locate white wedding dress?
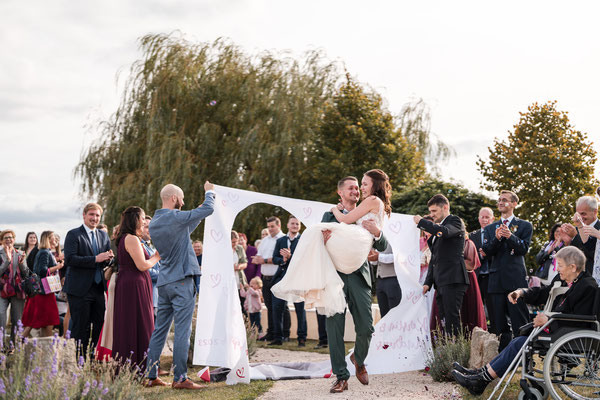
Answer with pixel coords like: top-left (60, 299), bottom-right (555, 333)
top-left (271, 200), bottom-right (385, 317)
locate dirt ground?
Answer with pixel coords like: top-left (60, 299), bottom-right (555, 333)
top-left (252, 348), bottom-right (462, 400)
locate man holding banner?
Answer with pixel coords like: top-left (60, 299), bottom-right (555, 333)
top-left (145, 182), bottom-right (215, 390)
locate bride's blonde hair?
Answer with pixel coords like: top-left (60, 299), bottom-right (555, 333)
top-left (364, 169), bottom-right (392, 216)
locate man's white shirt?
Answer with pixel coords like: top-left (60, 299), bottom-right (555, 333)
top-left (257, 231), bottom-right (285, 276)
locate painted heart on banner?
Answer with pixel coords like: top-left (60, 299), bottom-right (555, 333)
top-left (228, 193), bottom-right (239, 203)
top-left (210, 273), bottom-right (221, 288)
top-left (236, 367), bottom-right (245, 378)
top-left (407, 253), bottom-right (418, 267)
top-left (389, 221), bottom-right (402, 234)
top-left (303, 207), bottom-right (312, 219)
top-left (210, 229), bottom-right (223, 242)
top-left (221, 199), bottom-right (227, 207)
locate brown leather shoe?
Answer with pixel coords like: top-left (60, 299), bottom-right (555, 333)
top-left (157, 368), bottom-right (169, 376)
top-left (330, 379), bottom-right (348, 393)
top-left (172, 378), bottom-right (207, 390)
top-left (144, 377), bottom-right (169, 387)
top-left (350, 353), bottom-right (369, 385)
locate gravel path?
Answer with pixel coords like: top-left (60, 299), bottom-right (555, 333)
top-left (252, 348), bottom-right (462, 400)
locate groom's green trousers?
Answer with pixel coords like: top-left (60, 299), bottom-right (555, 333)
top-left (321, 211), bottom-right (388, 381)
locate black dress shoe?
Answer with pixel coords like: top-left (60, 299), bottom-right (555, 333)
top-left (451, 370), bottom-right (490, 396)
top-left (258, 335), bottom-right (273, 342)
top-left (452, 362), bottom-right (482, 376)
top-left (268, 340), bottom-right (283, 346)
top-left (298, 339), bottom-right (306, 347)
top-left (314, 343), bottom-right (328, 349)
top-left (282, 337), bottom-right (290, 342)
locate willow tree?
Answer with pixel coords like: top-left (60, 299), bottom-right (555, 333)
top-left (310, 75), bottom-right (426, 202)
top-left (76, 34), bottom-right (340, 234)
top-left (477, 101), bottom-right (598, 252)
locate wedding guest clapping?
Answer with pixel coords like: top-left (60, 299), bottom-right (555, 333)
top-left (0, 230), bottom-right (30, 343)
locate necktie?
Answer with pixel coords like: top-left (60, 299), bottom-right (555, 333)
top-left (91, 231), bottom-right (99, 255)
top-left (91, 231), bottom-right (102, 284)
top-left (503, 219), bottom-right (509, 226)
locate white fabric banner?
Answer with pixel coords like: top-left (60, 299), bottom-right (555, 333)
top-left (193, 185), bottom-right (431, 383)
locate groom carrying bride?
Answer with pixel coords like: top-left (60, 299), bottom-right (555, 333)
top-left (271, 170), bottom-right (392, 394)
top-left (321, 173), bottom-right (389, 393)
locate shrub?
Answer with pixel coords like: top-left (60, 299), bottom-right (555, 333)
top-left (0, 323), bottom-right (144, 399)
top-left (424, 328), bottom-right (471, 382)
top-left (245, 315), bottom-right (258, 358)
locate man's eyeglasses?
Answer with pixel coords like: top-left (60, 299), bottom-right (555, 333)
top-left (2, 237), bottom-right (14, 240)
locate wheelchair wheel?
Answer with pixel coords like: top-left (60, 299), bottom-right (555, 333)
top-left (542, 330), bottom-right (600, 400)
top-left (518, 387), bottom-right (545, 400)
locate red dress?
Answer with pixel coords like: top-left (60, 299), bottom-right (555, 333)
top-left (21, 249), bottom-right (60, 328)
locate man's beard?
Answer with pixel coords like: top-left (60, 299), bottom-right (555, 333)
top-left (175, 199), bottom-right (183, 209)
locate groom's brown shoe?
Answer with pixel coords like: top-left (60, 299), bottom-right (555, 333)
top-left (144, 377), bottom-right (168, 387)
top-left (350, 353), bottom-right (369, 385)
top-left (330, 379), bottom-right (348, 393)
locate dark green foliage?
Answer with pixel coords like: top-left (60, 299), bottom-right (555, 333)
top-left (392, 179), bottom-right (495, 232)
top-left (310, 75), bottom-right (426, 203)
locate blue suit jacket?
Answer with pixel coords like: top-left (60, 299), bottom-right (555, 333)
top-left (271, 235), bottom-right (301, 285)
top-left (483, 217), bottom-right (532, 293)
top-left (63, 225), bottom-right (111, 297)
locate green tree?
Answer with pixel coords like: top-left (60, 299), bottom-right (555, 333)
top-left (392, 179), bottom-right (495, 232)
top-left (477, 101), bottom-right (598, 251)
top-left (76, 34), bottom-right (340, 236)
top-left (310, 75), bottom-right (426, 202)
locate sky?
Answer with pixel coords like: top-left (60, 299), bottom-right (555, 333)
top-left (2, 0), bottom-right (600, 243)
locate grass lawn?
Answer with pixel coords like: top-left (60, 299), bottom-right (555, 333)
top-left (140, 355), bottom-right (274, 400)
top-left (255, 338), bottom-right (354, 355)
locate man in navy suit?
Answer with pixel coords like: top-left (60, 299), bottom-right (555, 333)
top-left (270, 216), bottom-right (307, 346)
top-left (64, 203), bottom-right (113, 357)
top-left (483, 190), bottom-right (532, 351)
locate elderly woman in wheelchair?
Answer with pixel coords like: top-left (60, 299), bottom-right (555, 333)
top-left (452, 246), bottom-right (599, 398)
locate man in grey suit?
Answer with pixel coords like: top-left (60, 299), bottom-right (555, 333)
top-left (145, 182), bottom-right (215, 390)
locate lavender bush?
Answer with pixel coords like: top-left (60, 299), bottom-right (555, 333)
top-left (0, 323), bottom-right (144, 400)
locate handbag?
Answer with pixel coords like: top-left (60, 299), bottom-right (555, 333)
top-left (0, 271), bottom-right (16, 298)
top-left (41, 274), bottom-right (62, 294)
top-left (22, 272), bottom-right (43, 297)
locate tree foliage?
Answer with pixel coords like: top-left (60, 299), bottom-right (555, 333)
top-left (477, 101), bottom-right (598, 250)
top-left (76, 34), bottom-right (340, 235)
top-left (392, 179), bottom-right (495, 232)
top-left (76, 34), bottom-right (438, 238)
top-left (310, 75), bottom-right (426, 203)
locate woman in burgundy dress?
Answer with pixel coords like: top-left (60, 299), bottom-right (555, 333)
top-left (112, 206), bottom-right (160, 371)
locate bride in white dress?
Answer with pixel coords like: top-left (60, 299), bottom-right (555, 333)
top-left (271, 170), bottom-right (391, 317)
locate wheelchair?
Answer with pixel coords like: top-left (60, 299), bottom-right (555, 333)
top-left (488, 284), bottom-right (600, 400)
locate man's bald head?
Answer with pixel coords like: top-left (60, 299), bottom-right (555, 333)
top-left (160, 184), bottom-right (183, 200)
top-left (160, 184), bottom-right (185, 209)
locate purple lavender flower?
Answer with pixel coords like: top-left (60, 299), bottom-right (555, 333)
top-left (32, 338), bottom-right (37, 346)
top-left (78, 356), bottom-right (85, 367)
top-left (92, 380), bottom-right (97, 388)
top-left (24, 375), bottom-right (31, 391)
top-left (0, 378), bottom-right (5, 394)
top-left (81, 381), bottom-right (90, 396)
top-left (65, 330), bottom-right (71, 339)
top-left (97, 382), bottom-right (103, 390)
top-left (102, 388), bottom-right (109, 395)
